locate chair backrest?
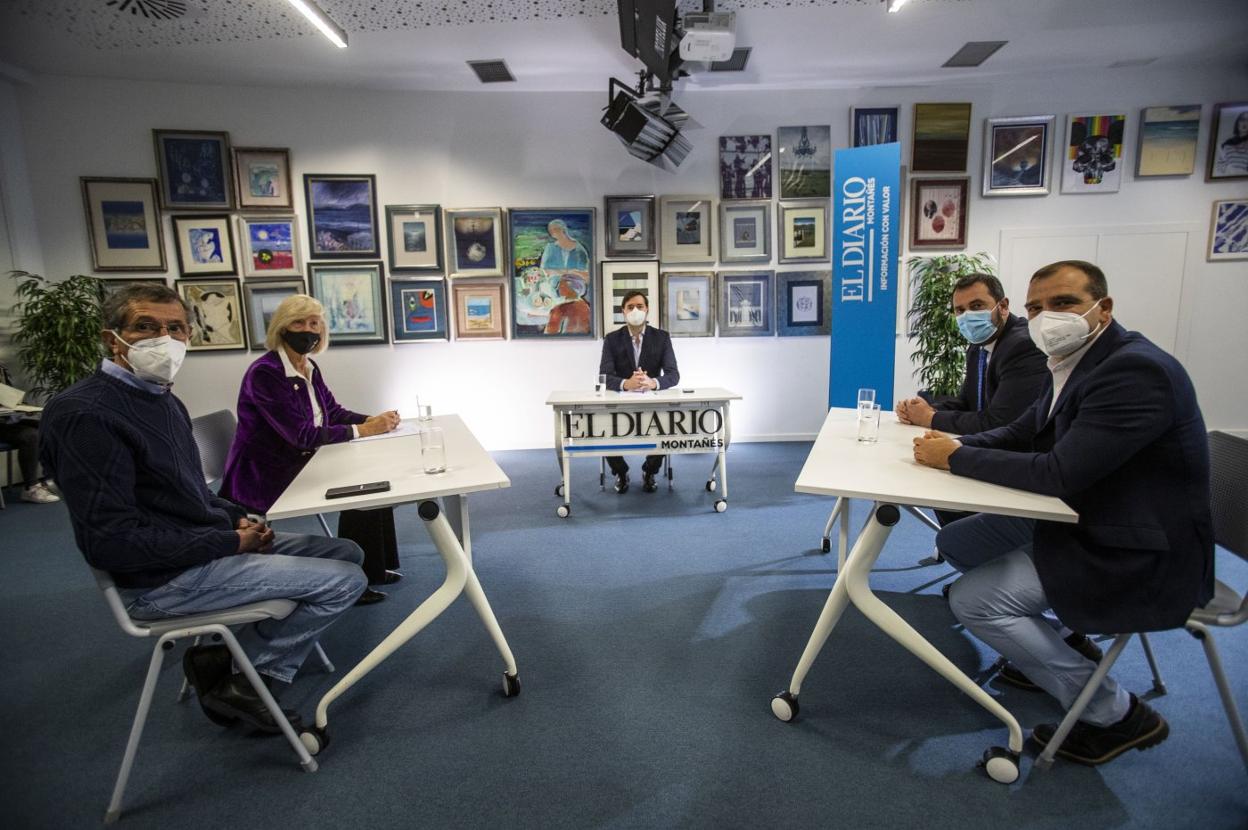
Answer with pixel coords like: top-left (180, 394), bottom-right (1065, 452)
top-left (191, 409), bottom-right (237, 488)
top-left (1209, 431), bottom-right (1248, 562)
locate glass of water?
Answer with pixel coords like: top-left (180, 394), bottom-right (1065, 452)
top-left (417, 404), bottom-right (433, 422)
top-left (420, 426), bottom-right (446, 473)
top-left (857, 388), bottom-right (876, 408)
top-left (857, 403), bottom-right (881, 443)
top-left (595, 373), bottom-right (607, 396)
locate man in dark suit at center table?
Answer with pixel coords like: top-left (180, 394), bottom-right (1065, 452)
top-left (598, 289), bottom-right (680, 494)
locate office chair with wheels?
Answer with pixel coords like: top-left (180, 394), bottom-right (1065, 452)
top-left (1036, 430), bottom-right (1248, 774)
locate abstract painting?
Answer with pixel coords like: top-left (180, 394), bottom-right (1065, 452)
top-left (238, 215), bottom-right (302, 278)
top-left (175, 278), bottom-right (248, 351)
top-left (660, 270), bottom-right (715, 337)
top-left (777, 125), bottom-right (832, 198)
top-left (982, 115), bottom-right (1054, 197)
top-left (303, 174), bottom-right (380, 258)
top-left (444, 207), bottom-right (507, 278)
top-left (911, 178), bottom-right (969, 249)
top-left (1208, 199), bottom-right (1248, 261)
top-left (659, 196), bottom-right (715, 263)
top-left (308, 261), bottom-right (387, 345)
top-left (851, 107), bottom-right (899, 147)
top-left (172, 214), bottom-right (237, 277)
top-left (386, 204), bottom-right (443, 272)
top-left (451, 279), bottom-right (507, 340)
top-left (911, 103), bottom-right (972, 172)
top-left (718, 270), bottom-right (775, 337)
top-left (1061, 113), bottom-right (1127, 193)
top-left (600, 260), bottom-right (659, 333)
top-left (1207, 102), bottom-right (1248, 181)
top-left (390, 278), bottom-right (449, 342)
top-left (153, 129), bottom-right (233, 210)
top-left (719, 200), bottom-right (771, 263)
top-left (509, 208), bottom-right (596, 339)
top-left (719, 135), bottom-right (773, 199)
top-left (1136, 106), bottom-right (1201, 177)
top-left (242, 279), bottom-right (304, 349)
top-left (776, 270), bottom-right (832, 336)
top-left (80, 177), bottom-right (166, 272)
top-left (232, 147), bottom-right (293, 209)
top-left (603, 195), bottom-right (656, 258)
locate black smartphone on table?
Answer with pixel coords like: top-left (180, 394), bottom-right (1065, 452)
top-left (325, 481), bottom-right (391, 499)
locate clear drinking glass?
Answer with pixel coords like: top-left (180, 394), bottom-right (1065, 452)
top-left (420, 426), bottom-right (446, 473)
top-left (857, 402), bottom-right (881, 443)
top-left (417, 404), bottom-right (433, 422)
top-left (596, 373), bottom-right (607, 396)
top-left (857, 388), bottom-right (876, 408)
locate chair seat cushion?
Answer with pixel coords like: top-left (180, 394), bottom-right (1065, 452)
top-left (136, 598), bottom-right (298, 635)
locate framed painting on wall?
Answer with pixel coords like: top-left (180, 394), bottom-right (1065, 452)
top-left (777, 200), bottom-right (829, 263)
top-left (777, 125), bottom-right (832, 198)
top-left (389, 278), bottom-right (449, 342)
top-left (720, 200), bottom-right (771, 264)
top-left (600, 260), bottom-right (660, 334)
top-left (851, 106), bottom-right (899, 147)
top-left (910, 178), bottom-right (969, 249)
top-left (238, 215), bottom-right (302, 278)
top-left (385, 204), bottom-right (443, 273)
top-left (172, 214), bottom-right (237, 277)
top-left (718, 270), bottom-right (775, 337)
top-left (1137, 106), bottom-right (1201, 177)
top-left (659, 270), bottom-right (716, 338)
top-left (911, 103), bottom-right (972, 172)
top-left (242, 279), bottom-right (305, 349)
top-left (719, 135), bottom-right (773, 199)
top-left (659, 196), bottom-right (715, 263)
top-left (982, 115), bottom-right (1054, 197)
top-left (1207, 101), bottom-right (1248, 181)
top-left (233, 147), bottom-right (293, 210)
top-left (444, 207), bottom-right (507, 278)
top-left (80, 177), bottom-right (167, 272)
top-left (1061, 113), bottom-right (1127, 193)
top-left (509, 207), bottom-right (596, 339)
top-left (451, 279), bottom-right (508, 340)
top-left (776, 270), bottom-right (832, 336)
top-left (175, 277), bottom-right (248, 352)
top-left (303, 174), bottom-right (380, 258)
top-left (1208, 199), bottom-right (1248, 261)
top-left (153, 129), bottom-right (234, 210)
top-left (307, 261), bottom-right (387, 345)
top-left (603, 195), bottom-right (657, 258)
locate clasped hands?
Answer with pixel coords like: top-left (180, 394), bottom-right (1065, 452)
top-left (912, 430), bottom-right (961, 471)
top-left (895, 396), bottom-right (936, 428)
top-left (236, 517), bottom-right (275, 553)
top-left (621, 369), bottom-right (657, 392)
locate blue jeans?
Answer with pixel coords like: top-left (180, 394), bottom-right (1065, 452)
top-left (124, 533), bottom-right (367, 683)
top-left (939, 514), bottom-right (1130, 727)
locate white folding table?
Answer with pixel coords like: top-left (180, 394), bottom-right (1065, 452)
top-left (545, 387), bottom-right (741, 516)
top-left (771, 408), bottom-right (1077, 784)
top-left (266, 414), bottom-right (520, 757)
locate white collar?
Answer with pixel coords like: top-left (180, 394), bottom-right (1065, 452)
top-left (277, 347), bottom-right (312, 379)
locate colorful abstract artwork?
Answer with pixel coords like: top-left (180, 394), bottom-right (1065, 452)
top-left (303, 174), bottom-right (380, 258)
top-left (175, 278), bottom-right (248, 351)
top-left (390, 278), bottom-right (449, 341)
top-left (308, 261), bottom-right (387, 345)
top-left (1061, 113), bottom-right (1126, 193)
top-left (173, 214), bottom-right (236, 277)
top-left (153, 130), bottom-right (233, 210)
top-left (80, 177), bottom-right (166, 271)
top-left (509, 208), bottom-right (596, 339)
top-left (1209, 199), bottom-right (1248, 261)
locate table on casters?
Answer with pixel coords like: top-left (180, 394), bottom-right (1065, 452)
top-left (770, 408), bottom-right (1077, 784)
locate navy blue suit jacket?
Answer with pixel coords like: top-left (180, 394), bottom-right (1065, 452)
top-left (930, 314), bottom-right (1048, 435)
top-left (949, 321), bottom-right (1214, 633)
top-left (598, 325), bottom-right (680, 391)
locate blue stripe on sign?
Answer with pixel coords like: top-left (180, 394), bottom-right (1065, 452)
top-left (566, 443), bottom-right (658, 452)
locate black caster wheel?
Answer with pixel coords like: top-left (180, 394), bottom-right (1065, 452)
top-left (820, 537), bottom-right (831, 554)
top-left (705, 479), bottom-right (717, 492)
top-left (556, 504), bottom-right (570, 518)
top-left (714, 499), bottom-right (727, 513)
top-left (554, 484), bottom-right (564, 497)
top-left (502, 671), bottom-right (521, 698)
top-left (980, 746), bottom-right (1020, 784)
top-left (299, 726), bottom-right (330, 756)
top-left (771, 691), bottom-right (799, 722)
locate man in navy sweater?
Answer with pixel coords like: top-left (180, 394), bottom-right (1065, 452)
top-left (913, 261), bottom-right (1213, 766)
top-left (41, 284), bottom-right (366, 733)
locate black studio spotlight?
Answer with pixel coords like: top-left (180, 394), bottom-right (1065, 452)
top-left (601, 76), bottom-right (692, 169)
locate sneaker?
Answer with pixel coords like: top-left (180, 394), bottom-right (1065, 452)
top-left (1031, 694), bottom-right (1169, 765)
top-left (998, 632), bottom-right (1104, 691)
top-left (21, 482), bottom-right (60, 504)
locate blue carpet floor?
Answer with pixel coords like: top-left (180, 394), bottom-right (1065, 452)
top-left (1, 442), bottom-right (1245, 828)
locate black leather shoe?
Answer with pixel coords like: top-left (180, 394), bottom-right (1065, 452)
top-left (1031, 694), bottom-right (1169, 765)
top-left (998, 632), bottom-right (1105, 691)
top-left (355, 587), bottom-right (387, 605)
top-left (614, 473), bottom-right (630, 494)
top-left (642, 472), bottom-right (658, 493)
top-left (200, 674), bottom-right (302, 735)
top-left (183, 644), bottom-right (234, 725)
top-left (382, 570), bottom-right (403, 585)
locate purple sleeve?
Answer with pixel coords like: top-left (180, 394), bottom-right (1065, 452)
top-left (244, 361), bottom-right (355, 449)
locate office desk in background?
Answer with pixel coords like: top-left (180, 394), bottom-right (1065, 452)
top-left (772, 408), bottom-right (1077, 785)
top-left (266, 414), bottom-right (520, 757)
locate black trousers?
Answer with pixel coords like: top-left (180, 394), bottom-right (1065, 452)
top-left (0, 421), bottom-right (40, 486)
top-left (335, 507), bottom-right (400, 585)
top-left (606, 455), bottom-right (664, 477)
top-left (935, 509), bottom-right (973, 527)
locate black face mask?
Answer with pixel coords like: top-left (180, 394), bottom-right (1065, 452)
top-left (281, 329), bottom-right (321, 355)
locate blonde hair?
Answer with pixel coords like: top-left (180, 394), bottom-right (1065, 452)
top-left (264, 294), bottom-right (330, 354)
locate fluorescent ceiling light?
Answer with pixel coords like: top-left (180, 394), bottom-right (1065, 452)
top-left (887, 0), bottom-right (910, 12)
top-left (286, 0), bottom-right (348, 48)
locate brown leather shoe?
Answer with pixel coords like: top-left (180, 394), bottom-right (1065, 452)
top-left (1031, 694), bottom-right (1169, 765)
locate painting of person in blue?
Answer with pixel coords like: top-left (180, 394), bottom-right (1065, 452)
top-left (539, 219), bottom-right (590, 274)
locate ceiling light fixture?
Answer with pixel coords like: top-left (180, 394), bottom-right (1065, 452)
top-left (285, 0), bottom-right (348, 48)
top-left (886, 0), bottom-right (910, 13)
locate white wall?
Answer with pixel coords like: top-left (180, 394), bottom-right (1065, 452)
top-left (0, 76), bottom-right (45, 375)
top-left (8, 64), bottom-right (1248, 450)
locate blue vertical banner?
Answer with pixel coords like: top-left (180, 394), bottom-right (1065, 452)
top-left (829, 142), bottom-right (901, 409)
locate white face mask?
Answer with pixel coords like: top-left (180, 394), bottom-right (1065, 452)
top-left (1027, 300), bottom-right (1103, 358)
top-left (110, 332), bottom-right (188, 385)
top-left (625, 308), bottom-right (647, 328)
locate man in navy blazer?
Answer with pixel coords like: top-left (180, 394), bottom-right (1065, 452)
top-left (914, 261), bottom-right (1213, 766)
top-left (598, 290), bottom-right (680, 493)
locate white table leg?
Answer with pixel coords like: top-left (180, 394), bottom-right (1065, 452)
top-left (444, 493), bottom-right (472, 564)
top-left (838, 498), bottom-right (850, 570)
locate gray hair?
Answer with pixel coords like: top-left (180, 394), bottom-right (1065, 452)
top-left (101, 283), bottom-right (189, 331)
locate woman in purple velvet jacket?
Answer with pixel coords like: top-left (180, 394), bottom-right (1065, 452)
top-left (220, 294), bottom-right (399, 603)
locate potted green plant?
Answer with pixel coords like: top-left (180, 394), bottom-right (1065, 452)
top-left (905, 252), bottom-right (995, 397)
top-left (9, 271), bottom-right (105, 400)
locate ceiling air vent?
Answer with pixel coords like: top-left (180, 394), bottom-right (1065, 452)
top-left (709, 47), bottom-right (751, 72)
top-left (105, 0), bottom-right (189, 19)
top-left (468, 60), bottom-right (516, 83)
top-left (942, 41), bottom-right (1007, 68)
